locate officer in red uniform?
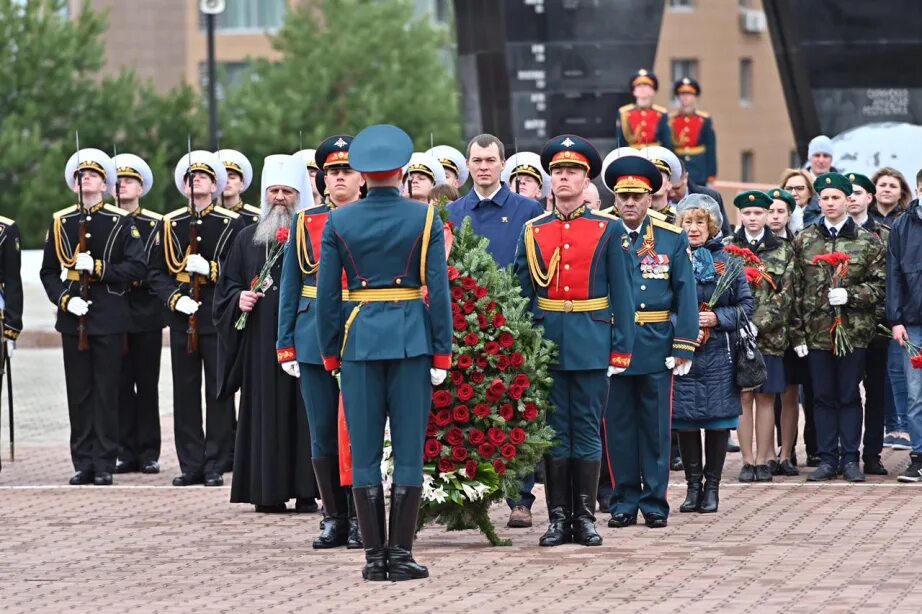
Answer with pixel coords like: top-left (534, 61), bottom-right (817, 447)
top-left (668, 78), bottom-right (717, 186)
top-left (617, 69), bottom-right (672, 149)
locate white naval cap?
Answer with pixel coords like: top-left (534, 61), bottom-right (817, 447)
top-left (64, 148), bottom-right (117, 194)
top-left (113, 153), bottom-right (154, 198)
top-left (173, 150), bottom-right (228, 198)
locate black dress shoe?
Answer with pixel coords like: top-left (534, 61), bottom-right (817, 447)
top-left (644, 513), bottom-right (668, 528)
top-left (778, 459), bottom-right (800, 476)
top-left (69, 470), bottom-right (94, 485)
top-left (807, 464), bottom-right (837, 481)
top-left (294, 498), bottom-right (319, 513)
top-left (347, 517), bottom-right (364, 550)
top-left (204, 473), bottom-right (224, 487)
top-left (115, 461), bottom-right (139, 474)
top-left (842, 462), bottom-right (866, 483)
top-left (670, 456), bottom-right (684, 472)
top-left (767, 459), bottom-right (781, 476)
top-left (140, 460), bottom-right (160, 474)
top-left (754, 464), bottom-right (773, 482)
top-left (94, 472), bottom-right (113, 486)
top-left (172, 473), bottom-right (204, 487)
top-left (255, 503), bottom-right (288, 513)
top-left (863, 458), bottom-right (888, 476)
top-left (608, 513), bottom-right (637, 528)
top-left (806, 454), bottom-right (821, 468)
top-left (738, 463), bottom-right (756, 483)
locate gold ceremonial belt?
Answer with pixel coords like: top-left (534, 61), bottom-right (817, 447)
top-left (635, 310), bottom-right (671, 324)
top-left (537, 297), bottom-right (609, 313)
top-left (349, 288), bottom-right (423, 302)
top-left (674, 145), bottom-right (706, 156)
top-left (301, 285), bottom-right (350, 300)
top-left (65, 269), bottom-right (82, 282)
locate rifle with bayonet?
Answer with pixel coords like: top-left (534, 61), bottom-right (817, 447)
top-left (186, 138), bottom-right (201, 354)
top-left (75, 133), bottom-right (90, 351)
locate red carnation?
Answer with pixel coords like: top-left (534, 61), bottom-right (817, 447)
top-left (451, 287), bottom-right (465, 301)
top-left (497, 355), bottom-right (511, 371)
top-left (478, 443), bottom-right (496, 459)
top-left (450, 370), bottom-right (465, 386)
top-left (433, 390), bottom-right (453, 408)
top-left (474, 286), bottom-right (488, 299)
top-left (498, 332), bottom-right (515, 349)
top-left (275, 227), bottom-right (290, 244)
top-left (447, 265), bottom-right (460, 281)
top-left (463, 300), bottom-right (476, 315)
top-left (509, 427), bottom-right (527, 445)
top-left (522, 403), bottom-right (539, 421)
top-left (473, 403), bottom-right (491, 418)
top-left (465, 460), bottom-right (478, 480)
top-left (508, 385), bottom-right (524, 401)
top-left (484, 341), bottom-right (500, 355)
top-left (471, 370), bottom-right (485, 384)
top-left (477, 313), bottom-right (489, 330)
top-left (493, 459), bottom-right (507, 475)
top-left (493, 313), bottom-right (506, 328)
top-left (445, 427), bottom-right (464, 446)
top-left (510, 352), bottom-right (525, 367)
top-left (453, 314), bottom-right (468, 331)
top-left (486, 301), bottom-right (497, 312)
top-left (488, 378), bottom-right (507, 399)
top-left (476, 355), bottom-right (489, 369)
top-left (468, 428), bottom-right (485, 444)
top-left (457, 383), bottom-right (475, 402)
top-left (452, 404), bottom-right (470, 423)
top-left (499, 403), bottom-right (514, 421)
top-left (438, 458), bottom-right (456, 473)
top-left (433, 408), bottom-right (452, 427)
top-left (487, 427), bottom-right (506, 445)
top-left (457, 354), bottom-right (473, 370)
top-left (424, 438), bottom-right (442, 459)
top-left (464, 333), bottom-right (479, 347)
top-left (912, 355), bottom-right (922, 369)
top-left (501, 443), bottom-right (517, 460)
top-left (513, 374), bottom-right (531, 389)
top-left (461, 276), bottom-right (477, 290)
top-left (451, 446), bottom-right (468, 462)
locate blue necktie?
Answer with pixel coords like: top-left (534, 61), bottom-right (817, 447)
top-left (829, 226), bottom-right (838, 239)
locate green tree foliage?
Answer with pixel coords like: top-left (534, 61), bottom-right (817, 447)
top-left (0, 0), bottom-right (206, 247)
top-left (220, 0), bottom-right (462, 168)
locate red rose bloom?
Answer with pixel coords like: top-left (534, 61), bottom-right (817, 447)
top-left (497, 355), bottom-right (511, 371)
top-left (493, 459), bottom-right (507, 475)
top-left (451, 302), bottom-right (461, 315)
top-left (447, 265), bottom-right (460, 281)
top-left (471, 370), bottom-right (485, 384)
top-left (426, 422), bottom-right (437, 437)
top-left (476, 355), bottom-right (489, 369)
top-left (461, 276), bottom-right (477, 290)
top-left (453, 314), bottom-right (468, 331)
top-left (474, 286), bottom-right (488, 299)
top-left (457, 354), bottom-right (473, 370)
top-left (451, 287), bottom-right (465, 301)
top-left (275, 227), bottom-right (290, 244)
top-left (463, 300), bottom-right (476, 315)
top-left (473, 403), bottom-right (491, 418)
top-left (487, 427), bottom-right (506, 445)
top-left (509, 427), bottom-right (527, 445)
top-left (493, 313), bottom-right (506, 328)
top-left (450, 370), bottom-right (465, 386)
top-left (508, 385), bottom-right (523, 401)
top-left (465, 460), bottom-right (477, 480)
top-left (433, 409), bottom-right (452, 427)
top-left (498, 332), bottom-right (515, 349)
top-left (445, 427), bottom-right (464, 446)
top-left (486, 301), bottom-right (497, 312)
top-left (478, 443), bottom-right (496, 459)
top-left (464, 333), bottom-right (479, 347)
top-left (424, 438), bottom-right (442, 459)
top-left (499, 403), bottom-right (514, 421)
top-left (522, 403), bottom-right (539, 421)
top-left (513, 374), bottom-right (531, 389)
top-left (457, 383), bottom-right (475, 402)
top-left (484, 341), bottom-right (500, 355)
top-left (501, 443), bottom-right (517, 459)
top-left (438, 458), bottom-right (456, 473)
top-left (477, 313), bottom-right (489, 330)
top-left (510, 352), bottom-right (525, 367)
top-left (452, 405), bottom-right (470, 423)
top-left (912, 355), bottom-right (922, 369)
top-left (433, 390), bottom-right (453, 408)
top-left (488, 378), bottom-right (507, 399)
top-left (451, 446), bottom-right (468, 462)
top-left (468, 428), bottom-right (485, 444)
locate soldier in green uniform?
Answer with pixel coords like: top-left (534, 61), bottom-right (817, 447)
top-left (217, 149), bottom-right (261, 226)
top-left (791, 173), bottom-right (886, 483)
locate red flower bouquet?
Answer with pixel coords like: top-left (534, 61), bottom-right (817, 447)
top-left (812, 252), bottom-right (853, 355)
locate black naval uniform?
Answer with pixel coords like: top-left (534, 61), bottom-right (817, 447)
top-left (39, 202), bottom-right (146, 476)
top-left (226, 202), bottom-right (261, 227)
top-left (0, 216), bottom-right (23, 344)
top-left (117, 208), bottom-right (166, 471)
top-left (150, 203), bottom-right (245, 481)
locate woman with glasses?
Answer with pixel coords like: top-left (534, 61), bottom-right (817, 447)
top-left (780, 168), bottom-right (818, 234)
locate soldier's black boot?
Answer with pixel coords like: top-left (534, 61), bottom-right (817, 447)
top-left (387, 485), bottom-right (428, 581)
top-left (311, 458), bottom-right (348, 549)
top-left (539, 457), bottom-right (573, 546)
top-left (677, 430), bottom-right (704, 513)
top-left (346, 487), bottom-right (364, 549)
top-left (353, 484), bottom-right (388, 581)
top-left (700, 430), bottom-right (729, 514)
top-left (571, 458), bottom-right (603, 546)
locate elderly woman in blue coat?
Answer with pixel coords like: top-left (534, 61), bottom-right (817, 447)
top-left (673, 194), bottom-right (754, 513)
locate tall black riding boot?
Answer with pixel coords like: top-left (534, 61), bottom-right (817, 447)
top-left (345, 487), bottom-right (363, 549)
top-left (700, 430), bottom-right (729, 513)
top-left (539, 457), bottom-right (572, 546)
top-left (677, 430), bottom-right (704, 513)
top-left (352, 484), bottom-right (388, 581)
top-left (571, 459), bottom-right (603, 546)
top-left (311, 458), bottom-right (348, 549)
top-left (387, 485), bottom-right (428, 581)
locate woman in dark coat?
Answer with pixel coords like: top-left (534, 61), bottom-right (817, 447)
top-left (673, 194), bottom-right (754, 513)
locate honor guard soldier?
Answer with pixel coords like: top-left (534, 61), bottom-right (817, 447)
top-left (502, 152), bottom-right (551, 202)
top-left (669, 78), bottom-right (717, 186)
top-left (149, 150), bottom-right (245, 487)
top-left (294, 148), bottom-right (322, 207)
top-left (316, 124), bottom-right (452, 582)
top-left (217, 149), bottom-right (260, 225)
top-left (514, 135), bottom-right (637, 548)
top-left (404, 151), bottom-right (446, 203)
top-left (315, 135), bottom-right (366, 208)
top-left (617, 69), bottom-right (672, 149)
top-left (40, 148), bottom-right (147, 485)
top-left (112, 154), bottom-right (164, 475)
top-left (426, 144), bottom-right (469, 190)
top-left (0, 214), bottom-right (23, 350)
top-left (278, 135), bottom-right (364, 550)
top-left (600, 153), bottom-right (699, 529)
top-left (791, 173), bottom-right (886, 483)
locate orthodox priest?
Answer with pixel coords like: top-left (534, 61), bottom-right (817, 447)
top-left (214, 154), bottom-right (318, 513)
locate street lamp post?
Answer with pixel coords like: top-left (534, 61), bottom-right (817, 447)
top-left (200, 0), bottom-right (226, 150)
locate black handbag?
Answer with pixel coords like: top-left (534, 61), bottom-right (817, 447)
top-left (734, 306), bottom-right (767, 391)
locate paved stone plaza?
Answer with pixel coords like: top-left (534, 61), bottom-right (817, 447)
top-left (2, 348), bottom-right (922, 613)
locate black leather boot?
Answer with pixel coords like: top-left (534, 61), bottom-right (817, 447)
top-left (352, 484), bottom-right (388, 581)
top-left (311, 458), bottom-right (348, 549)
top-left (700, 430), bottom-right (729, 513)
top-left (539, 457), bottom-right (572, 546)
top-left (571, 459), bottom-right (602, 546)
top-left (677, 430), bottom-right (704, 513)
top-left (346, 487), bottom-right (363, 549)
top-left (387, 485), bottom-right (428, 581)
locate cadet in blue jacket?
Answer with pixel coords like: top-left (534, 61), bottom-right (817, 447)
top-left (315, 124), bottom-right (452, 582)
top-left (514, 135), bottom-right (636, 548)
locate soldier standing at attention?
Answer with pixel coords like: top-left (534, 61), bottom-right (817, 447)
top-left (0, 214), bottom-right (23, 353)
top-left (616, 69), bottom-right (672, 149)
top-left (669, 78), bottom-right (716, 186)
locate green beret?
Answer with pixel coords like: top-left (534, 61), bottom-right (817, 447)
top-left (768, 188), bottom-right (797, 212)
top-left (814, 172), bottom-right (852, 196)
top-left (846, 172), bottom-right (875, 195)
top-left (733, 190), bottom-right (773, 210)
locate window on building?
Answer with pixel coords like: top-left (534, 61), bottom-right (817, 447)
top-left (200, 61), bottom-right (251, 100)
top-left (208, 0), bottom-right (286, 32)
top-left (741, 151), bottom-right (754, 183)
top-left (668, 0), bottom-right (694, 9)
top-left (670, 59), bottom-right (699, 84)
top-left (739, 58), bottom-right (753, 105)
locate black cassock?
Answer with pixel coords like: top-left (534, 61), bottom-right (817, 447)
top-left (214, 224), bottom-right (317, 506)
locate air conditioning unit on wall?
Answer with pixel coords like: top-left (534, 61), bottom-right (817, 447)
top-left (740, 9), bottom-right (767, 33)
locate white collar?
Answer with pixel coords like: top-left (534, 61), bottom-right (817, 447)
top-left (623, 220), bottom-right (643, 234)
top-left (744, 229), bottom-right (765, 243)
top-left (850, 213), bottom-right (869, 228)
top-left (474, 185), bottom-right (502, 202)
top-left (824, 217), bottom-right (847, 234)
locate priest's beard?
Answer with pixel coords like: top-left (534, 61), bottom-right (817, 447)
top-left (253, 203), bottom-right (295, 245)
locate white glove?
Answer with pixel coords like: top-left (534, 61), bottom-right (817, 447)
top-left (175, 296), bottom-right (200, 315)
top-left (66, 296), bottom-right (90, 316)
top-left (430, 368), bottom-right (447, 386)
top-left (185, 254), bottom-right (210, 276)
top-left (673, 359), bottom-right (692, 377)
top-left (665, 357), bottom-right (676, 370)
top-left (281, 361), bottom-right (300, 378)
top-left (75, 252), bottom-right (94, 272)
top-left (828, 288), bottom-right (848, 306)
top-left (607, 366), bottom-right (626, 377)
top-left (5, 340), bottom-right (14, 356)
top-left (794, 345), bottom-right (809, 358)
